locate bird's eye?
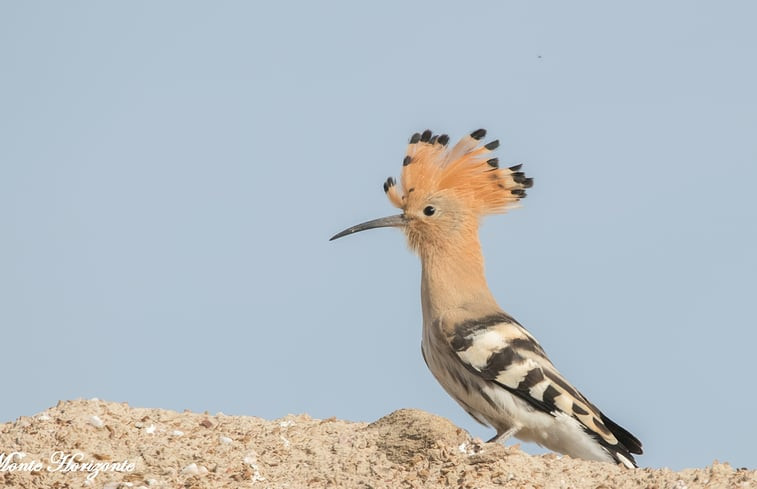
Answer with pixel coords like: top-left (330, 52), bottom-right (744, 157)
top-left (423, 206), bottom-right (436, 216)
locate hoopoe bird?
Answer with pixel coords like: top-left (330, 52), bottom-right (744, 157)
top-left (331, 129), bottom-right (643, 468)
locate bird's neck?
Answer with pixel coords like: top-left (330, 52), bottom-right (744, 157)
top-left (419, 237), bottom-right (499, 321)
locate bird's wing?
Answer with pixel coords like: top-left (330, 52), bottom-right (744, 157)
top-left (448, 312), bottom-right (642, 464)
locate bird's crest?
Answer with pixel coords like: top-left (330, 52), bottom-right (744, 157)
top-left (383, 129), bottom-right (533, 216)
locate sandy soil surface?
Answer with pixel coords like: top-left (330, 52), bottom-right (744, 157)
top-left (0, 399), bottom-right (753, 489)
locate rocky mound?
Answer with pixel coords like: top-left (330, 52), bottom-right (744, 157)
top-left (0, 400), bottom-right (753, 488)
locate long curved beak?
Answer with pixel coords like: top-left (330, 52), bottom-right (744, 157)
top-left (330, 214), bottom-right (406, 241)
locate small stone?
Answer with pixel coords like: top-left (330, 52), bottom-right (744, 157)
top-left (181, 463), bottom-right (200, 475)
top-left (88, 415), bottom-right (104, 428)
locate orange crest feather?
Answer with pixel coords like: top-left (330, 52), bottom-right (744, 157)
top-left (383, 129), bottom-right (533, 216)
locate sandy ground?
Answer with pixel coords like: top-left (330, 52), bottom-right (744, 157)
top-left (0, 400), bottom-right (753, 489)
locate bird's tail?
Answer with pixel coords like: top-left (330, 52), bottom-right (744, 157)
top-left (598, 413), bottom-right (643, 468)
top-left (601, 413), bottom-right (643, 455)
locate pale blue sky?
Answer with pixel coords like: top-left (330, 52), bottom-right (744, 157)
top-left (2, 1), bottom-right (755, 471)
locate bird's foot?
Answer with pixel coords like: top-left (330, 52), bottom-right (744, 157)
top-left (487, 427), bottom-right (519, 444)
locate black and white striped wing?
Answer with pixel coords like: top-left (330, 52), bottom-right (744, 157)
top-left (449, 312), bottom-right (642, 466)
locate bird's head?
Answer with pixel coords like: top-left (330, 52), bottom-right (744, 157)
top-left (330, 129), bottom-right (533, 256)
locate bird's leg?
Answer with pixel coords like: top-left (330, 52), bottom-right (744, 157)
top-left (487, 427), bottom-right (519, 444)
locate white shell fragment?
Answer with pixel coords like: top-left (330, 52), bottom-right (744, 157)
top-left (180, 463), bottom-right (208, 476)
top-left (244, 451), bottom-right (265, 482)
top-left (88, 415), bottom-right (104, 428)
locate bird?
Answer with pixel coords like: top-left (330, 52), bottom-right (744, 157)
top-left (330, 129), bottom-right (643, 468)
